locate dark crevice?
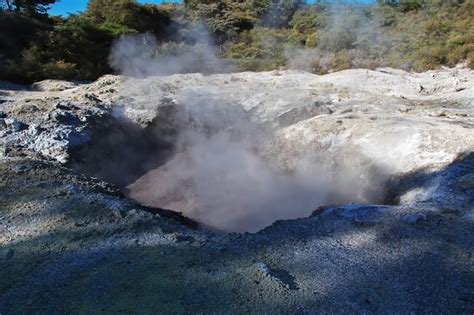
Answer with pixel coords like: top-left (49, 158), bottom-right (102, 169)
top-left (67, 114), bottom-right (177, 189)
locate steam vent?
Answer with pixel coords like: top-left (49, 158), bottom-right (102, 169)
top-left (1, 1), bottom-right (474, 313)
top-left (1, 67), bottom-right (473, 313)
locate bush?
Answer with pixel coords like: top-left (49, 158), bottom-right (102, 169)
top-left (468, 52), bottom-right (474, 69)
top-left (42, 60), bottom-right (78, 80)
top-left (330, 50), bottom-right (352, 72)
top-left (290, 6), bottom-right (320, 33)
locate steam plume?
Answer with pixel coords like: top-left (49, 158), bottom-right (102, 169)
top-left (109, 24), bottom-right (388, 232)
top-left (109, 27), bottom-right (233, 77)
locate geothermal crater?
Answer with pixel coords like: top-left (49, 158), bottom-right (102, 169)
top-left (71, 99), bottom-right (385, 233)
top-left (1, 68), bottom-right (474, 313)
top-left (65, 76), bottom-right (388, 232)
top-left (58, 68), bottom-right (473, 232)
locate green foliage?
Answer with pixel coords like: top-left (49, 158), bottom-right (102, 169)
top-left (260, 0), bottom-right (306, 28)
top-left (0, 0), bottom-right (172, 82)
top-left (330, 50), bottom-right (352, 71)
top-left (468, 52), bottom-right (474, 69)
top-left (0, 0), bottom-right (57, 16)
top-left (227, 26), bottom-right (303, 71)
top-left (378, 0), bottom-right (425, 13)
top-left (1, 0), bottom-right (473, 83)
top-left (85, 0), bottom-right (170, 35)
top-left (0, 10), bottom-right (55, 82)
top-left (12, 15), bottom-right (116, 82)
top-left (184, 0), bottom-right (255, 43)
top-left (289, 6), bottom-right (320, 33)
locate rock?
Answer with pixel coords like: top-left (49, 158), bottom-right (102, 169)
top-left (111, 208), bottom-right (124, 219)
top-left (402, 213), bottom-right (427, 223)
top-left (112, 68), bottom-right (473, 232)
top-left (13, 163), bottom-right (28, 174)
top-left (84, 93), bottom-right (102, 102)
top-left (27, 124), bottom-right (43, 137)
top-left (62, 184), bottom-right (81, 195)
top-left (1, 248), bottom-right (15, 261)
top-left (49, 110), bottom-right (80, 125)
top-left (32, 79), bottom-right (79, 92)
top-left (324, 205), bottom-right (391, 225)
top-left (256, 262), bottom-right (271, 275)
top-left (456, 174), bottom-right (474, 190)
top-left (125, 209), bottom-right (139, 217)
top-left (4, 118), bottom-right (27, 132)
top-left (105, 198), bottom-right (126, 219)
top-left (255, 262), bottom-right (299, 290)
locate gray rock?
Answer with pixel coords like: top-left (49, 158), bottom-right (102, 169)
top-left (49, 110), bottom-right (80, 125)
top-left (31, 79), bottom-right (79, 92)
top-left (4, 118), bottom-right (27, 132)
top-left (1, 248), bottom-right (15, 261)
top-left (255, 262), bottom-right (271, 275)
top-left (13, 163), bottom-right (27, 174)
top-left (456, 174), bottom-right (474, 190)
top-left (255, 262), bottom-right (299, 290)
top-left (402, 213), bottom-right (427, 223)
top-left (84, 93), bottom-right (102, 102)
top-left (27, 124), bottom-right (43, 137)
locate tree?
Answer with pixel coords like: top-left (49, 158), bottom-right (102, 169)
top-left (261, 0), bottom-right (306, 28)
top-left (85, 0), bottom-right (170, 36)
top-left (184, 0), bottom-right (255, 43)
top-left (1, 0), bottom-right (57, 15)
top-left (378, 0), bottom-right (426, 13)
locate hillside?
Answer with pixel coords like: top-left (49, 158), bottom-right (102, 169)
top-left (1, 0), bottom-right (473, 83)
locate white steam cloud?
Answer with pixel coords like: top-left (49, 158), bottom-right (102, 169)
top-left (109, 20), bottom-right (389, 233)
top-left (109, 27), bottom-right (233, 77)
top-left (285, 2), bottom-right (395, 72)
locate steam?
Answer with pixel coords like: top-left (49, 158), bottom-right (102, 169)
top-left (122, 90), bottom-right (338, 232)
top-left (285, 2), bottom-right (394, 72)
top-left (128, 131), bottom-right (329, 232)
top-left (108, 18), bottom-right (389, 233)
top-left (109, 27), bottom-right (233, 77)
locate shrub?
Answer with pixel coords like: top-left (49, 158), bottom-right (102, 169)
top-left (330, 50), bottom-right (352, 72)
top-left (418, 45), bottom-right (447, 70)
top-left (468, 52), bottom-right (474, 69)
top-left (42, 60), bottom-right (78, 80)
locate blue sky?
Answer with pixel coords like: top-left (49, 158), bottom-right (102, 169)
top-left (49, 0), bottom-right (374, 16)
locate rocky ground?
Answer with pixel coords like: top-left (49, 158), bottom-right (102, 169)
top-left (0, 67), bottom-right (473, 313)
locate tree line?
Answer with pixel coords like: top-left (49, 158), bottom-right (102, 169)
top-left (0, 0), bottom-right (473, 83)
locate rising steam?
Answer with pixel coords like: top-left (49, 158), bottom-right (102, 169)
top-left (109, 18), bottom-right (389, 232)
top-left (109, 27), bottom-right (233, 77)
top-left (285, 2), bottom-right (394, 72)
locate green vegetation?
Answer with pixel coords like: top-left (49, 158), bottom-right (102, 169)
top-left (0, 0), bottom-right (473, 83)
